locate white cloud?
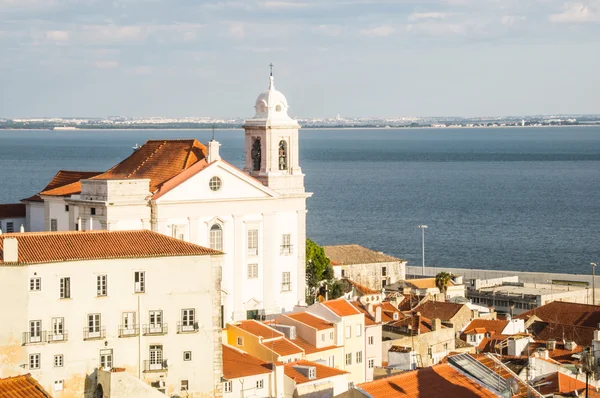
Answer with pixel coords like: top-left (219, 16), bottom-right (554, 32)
top-left (549, 2), bottom-right (600, 23)
top-left (408, 12), bottom-right (452, 21)
top-left (359, 25), bottom-right (395, 37)
top-left (45, 30), bottom-right (70, 41)
top-left (229, 23), bottom-right (245, 39)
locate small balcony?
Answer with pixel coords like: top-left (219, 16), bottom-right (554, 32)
top-left (23, 331), bottom-right (46, 345)
top-left (177, 322), bottom-right (199, 334)
top-left (281, 282), bottom-right (292, 292)
top-left (83, 327), bottom-right (106, 341)
top-left (48, 331), bottom-right (68, 343)
top-left (280, 245), bottom-right (294, 256)
top-left (143, 360), bottom-right (168, 373)
top-left (118, 325), bottom-right (139, 338)
top-left (143, 324), bottom-right (168, 336)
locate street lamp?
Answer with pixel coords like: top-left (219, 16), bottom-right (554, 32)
top-left (592, 263), bottom-right (598, 306)
top-left (418, 225), bottom-right (427, 275)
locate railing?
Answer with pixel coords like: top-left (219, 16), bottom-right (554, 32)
top-left (142, 324), bottom-right (168, 336)
top-left (119, 325), bottom-right (140, 338)
top-left (143, 360), bottom-right (167, 372)
top-left (48, 331), bottom-right (68, 343)
top-left (83, 327), bottom-right (106, 340)
top-left (281, 282), bottom-right (291, 292)
top-left (23, 331), bottom-right (46, 345)
top-left (280, 245), bottom-right (294, 255)
top-left (177, 322), bottom-right (199, 334)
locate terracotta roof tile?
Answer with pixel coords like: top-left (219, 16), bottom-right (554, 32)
top-left (222, 345), bottom-right (272, 380)
top-left (323, 244), bottom-right (403, 265)
top-left (517, 301), bottom-right (600, 328)
top-left (0, 204), bottom-right (26, 219)
top-left (283, 313), bottom-right (335, 331)
top-left (460, 319), bottom-right (509, 340)
top-left (32, 170), bottom-right (103, 198)
top-left (345, 278), bottom-right (382, 295)
top-left (389, 314), bottom-right (445, 334)
top-left (0, 230), bottom-right (221, 265)
top-left (92, 139), bottom-right (206, 192)
top-left (358, 363), bottom-right (497, 397)
top-left (236, 320), bottom-right (284, 339)
top-left (528, 341), bottom-right (584, 363)
top-left (263, 338), bottom-right (303, 357)
top-left (529, 320), bottom-right (595, 347)
top-left (283, 360), bottom-right (348, 384)
top-left (413, 301), bottom-right (466, 322)
top-left (407, 278), bottom-right (455, 290)
top-left (321, 298), bottom-right (362, 317)
top-left (0, 374), bottom-right (52, 397)
top-left (289, 336), bottom-right (337, 355)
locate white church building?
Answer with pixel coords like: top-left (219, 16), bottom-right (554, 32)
top-left (19, 73), bottom-right (312, 325)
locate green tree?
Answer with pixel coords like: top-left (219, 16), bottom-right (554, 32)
top-left (435, 272), bottom-right (453, 297)
top-left (306, 239), bottom-right (345, 304)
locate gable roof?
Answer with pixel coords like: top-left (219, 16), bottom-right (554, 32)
top-left (321, 298), bottom-right (362, 317)
top-left (517, 301), bottom-right (600, 328)
top-left (0, 230), bottom-right (220, 265)
top-left (413, 301), bottom-right (466, 322)
top-left (222, 345), bottom-right (272, 380)
top-left (26, 170), bottom-right (103, 200)
top-left (235, 320), bottom-right (284, 339)
top-left (263, 338), bottom-right (304, 357)
top-left (461, 319), bottom-right (509, 339)
top-left (289, 336), bottom-right (337, 355)
top-left (389, 314), bottom-right (446, 334)
top-left (282, 312), bottom-right (335, 331)
top-left (323, 244), bottom-right (403, 265)
top-left (0, 204), bottom-right (26, 219)
top-left (357, 363), bottom-right (497, 397)
top-left (529, 320), bottom-right (595, 347)
top-left (0, 374), bottom-right (52, 397)
top-left (284, 360), bottom-right (347, 385)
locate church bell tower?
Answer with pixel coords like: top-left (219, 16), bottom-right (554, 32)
top-left (243, 67), bottom-right (305, 195)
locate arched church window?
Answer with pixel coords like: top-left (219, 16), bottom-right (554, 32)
top-left (210, 224), bottom-right (223, 251)
top-left (278, 140), bottom-right (288, 170)
top-left (251, 138), bottom-right (261, 171)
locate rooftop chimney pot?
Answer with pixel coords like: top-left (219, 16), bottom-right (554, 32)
top-left (2, 237), bottom-right (18, 263)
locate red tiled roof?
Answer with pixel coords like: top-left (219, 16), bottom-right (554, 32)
top-left (413, 301), bottom-right (466, 322)
top-left (321, 298), bottom-right (362, 317)
top-left (529, 320), bottom-right (595, 347)
top-left (528, 341), bottom-right (584, 363)
top-left (283, 312), bottom-right (335, 331)
top-left (0, 204), bottom-right (26, 219)
top-left (92, 139), bottom-right (206, 192)
top-left (358, 363), bottom-right (497, 397)
top-left (460, 319), bottom-right (508, 340)
top-left (27, 170), bottom-right (103, 200)
top-left (283, 360), bottom-right (348, 384)
top-left (380, 302), bottom-right (402, 323)
top-left (345, 278), bottom-right (381, 295)
top-left (0, 230), bottom-right (221, 265)
top-left (534, 371), bottom-right (587, 395)
top-left (0, 374), bottom-right (52, 397)
top-left (236, 320), bottom-right (284, 339)
top-left (263, 338), bottom-right (304, 357)
top-left (290, 336), bottom-right (338, 355)
top-left (222, 345), bottom-right (272, 380)
top-left (517, 301), bottom-right (600, 328)
top-left (323, 244), bottom-right (403, 264)
top-left (389, 314), bottom-right (445, 334)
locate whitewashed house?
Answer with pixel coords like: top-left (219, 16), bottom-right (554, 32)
top-left (0, 204), bottom-right (26, 234)
top-left (0, 230), bottom-right (223, 397)
top-left (19, 73), bottom-right (311, 323)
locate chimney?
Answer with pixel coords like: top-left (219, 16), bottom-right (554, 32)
top-left (375, 306), bottom-right (382, 323)
top-left (78, 217), bottom-right (82, 231)
top-left (89, 217), bottom-right (93, 231)
top-left (367, 303), bottom-right (375, 319)
top-left (20, 224), bottom-right (24, 233)
top-left (547, 340), bottom-right (556, 351)
top-left (2, 237), bottom-right (18, 263)
top-left (564, 341), bottom-right (577, 351)
top-left (207, 140), bottom-right (221, 163)
top-left (432, 318), bottom-right (442, 332)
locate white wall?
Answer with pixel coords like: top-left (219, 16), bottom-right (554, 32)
top-left (0, 216), bottom-right (26, 233)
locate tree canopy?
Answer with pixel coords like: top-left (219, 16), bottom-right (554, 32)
top-left (306, 239), bottom-right (343, 304)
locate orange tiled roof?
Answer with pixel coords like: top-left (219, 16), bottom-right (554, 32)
top-left (323, 244), bottom-right (403, 265)
top-left (236, 320), bottom-right (284, 339)
top-left (92, 139), bottom-right (206, 192)
top-left (283, 312), bottom-right (335, 331)
top-left (460, 319), bottom-right (508, 340)
top-left (389, 314), bottom-right (445, 334)
top-left (222, 345), bottom-right (272, 380)
top-left (529, 320), bottom-right (595, 347)
top-left (29, 170), bottom-right (103, 199)
top-left (0, 204), bottom-right (26, 219)
top-left (345, 278), bottom-right (381, 295)
top-left (534, 371), bottom-right (588, 395)
top-left (283, 360), bottom-right (348, 384)
top-left (528, 341), bottom-right (584, 363)
top-left (263, 338), bottom-right (304, 357)
top-left (407, 278), bottom-right (455, 290)
top-left (517, 301), bottom-right (600, 328)
top-left (0, 230), bottom-right (221, 265)
top-left (290, 336), bottom-right (338, 355)
top-left (413, 301), bottom-right (466, 322)
top-left (358, 363), bottom-right (497, 397)
top-left (0, 374), bottom-right (52, 397)
top-left (321, 298), bottom-right (362, 317)
top-left (380, 302), bottom-right (402, 323)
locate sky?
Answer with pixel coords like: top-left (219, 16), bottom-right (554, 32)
top-left (0, 0), bottom-right (599, 118)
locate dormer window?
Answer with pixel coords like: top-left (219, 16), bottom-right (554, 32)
top-left (393, 313), bottom-right (399, 320)
top-left (308, 367), bottom-right (316, 379)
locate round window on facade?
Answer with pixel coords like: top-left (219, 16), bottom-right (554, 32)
top-left (209, 176), bottom-right (222, 191)
top-left (275, 104), bottom-right (282, 112)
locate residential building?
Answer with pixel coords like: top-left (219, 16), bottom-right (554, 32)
top-left (0, 230), bottom-right (223, 397)
top-left (18, 72), bottom-right (311, 323)
top-left (283, 360), bottom-right (349, 397)
top-left (412, 300), bottom-right (473, 333)
top-left (222, 344), bottom-right (281, 397)
top-left (325, 245), bottom-right (406, 291)
top-left (460, 318), bottom-right (529, 356)
top-left (347, 299), bottom-right (386, 382)
top-left (0, 203), bottom-right (26, 234)
top-left (386, 277), bottom-right (465, 301)
top-left (0, 373), bottom-right (52, 397)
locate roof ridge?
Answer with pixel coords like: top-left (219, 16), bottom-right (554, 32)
top-left (127, 140), bottom-right (167, 178)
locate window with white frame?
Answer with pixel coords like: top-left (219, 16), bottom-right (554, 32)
top-left (54, 355), bottom-right (63, 367)
top-left (345, 326), bottom-right (351, 339)
top-left (180, 380), bottom-right (189, 391)
top-left (59, 277), bottom-right (70, 299)
top-left (328, 355), bottom-right (335, 367)
top-left (256, 380), bottom-right (264, 389)
top-left (149, 345), bottom-right (163, 370)
top-left (97, 274), bottom-right (107, 296)
top-left (51, 317), bottom-right (64, 341)
top-left (321, 334), bottom-right (325, 342)
top-left (122, 312), bottom-right (136, 335)
top-left (6, 222), bottom-right (14, 233)
top-left (183, 351), bottom-right (192, 361)
top-left (134, 271), bottom-right (145, 293)
top-left (280, 234), bottom-right (292, 255)
top-left (330, 331), bottom-right (334, 340)
top-left (247, 264), bottom-right (258, 279)
top-left (237, 337), bottom-right (244, 346)
top-left (210, 224), bottom-right (223, 251)
top-left (247, 229), bottom-right (258, 256)
top-left (50, 219), bottom-right (57, 231)
top-left (309, 367), bottom-right (316, 379)
top-left (29, 320), bottom-right (42, 343)
top-left (181, 308), bottom-right (196, 331)
top-left (100, 349), bottom-right (112, 369)
top-left (224, 380), bottom-right (233, 393)
top-left (30, 277), bottom-right (41, 291)
top-left (368, 335), bottom-right (374, 345)
top-left (29, 353), bottom-right (40, 369)
top-left (345, 353), bottom-right (352, 366)
top-left (356, 351), bottom-right (363, 364)
top-left (87, 314), bottom-right (101, 338)
top-left (356, 325), bottom-right (362, 337)
top-left (282, 272), bottom-right (291, 291)
top-left (209, 176), bottom-right (222, 191)
top-left (368, 358), bottom-right (375, 369)
top-left (149, 310), bottom-right (163, 331)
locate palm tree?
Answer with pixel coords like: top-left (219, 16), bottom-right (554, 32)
top-left (435, 272), bottom-right (453, 299)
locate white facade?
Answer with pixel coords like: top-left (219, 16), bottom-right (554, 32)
top-left (0, 240), bottom-right (223, 397)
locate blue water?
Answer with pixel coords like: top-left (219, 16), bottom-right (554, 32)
top-left (1, 127), bottom-right (599, 273)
